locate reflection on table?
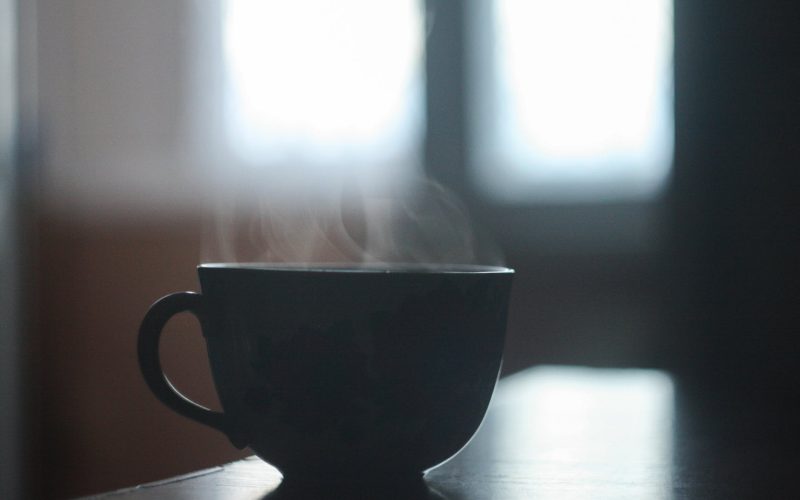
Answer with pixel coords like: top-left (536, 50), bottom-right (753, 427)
top-left (92, 365), bottom-right (800, 499)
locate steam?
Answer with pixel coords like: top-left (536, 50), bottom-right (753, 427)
top-left (204, 0), bottom-right (494, 267)
top-left (202, 170), bottom-right (503, 267)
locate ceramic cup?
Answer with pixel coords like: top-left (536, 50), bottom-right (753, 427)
top-left (138, 263), bottom-right (513, 482)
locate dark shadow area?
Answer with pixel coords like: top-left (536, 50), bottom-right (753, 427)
top-left (666, 0), bottom-right (800, 408)
top-left (663, 2), bottom-right (800, 494)
top-left (672, 377), bottom-right (800, 499)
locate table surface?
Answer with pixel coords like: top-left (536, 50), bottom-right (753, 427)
top-left (89, 366), bottom-right (800, 499)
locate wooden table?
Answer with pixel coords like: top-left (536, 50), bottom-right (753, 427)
top-left (89, 366), bottom-right (800, 499)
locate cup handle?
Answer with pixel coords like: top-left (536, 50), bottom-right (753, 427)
top-left (137, 292), bottom-right (246, 448)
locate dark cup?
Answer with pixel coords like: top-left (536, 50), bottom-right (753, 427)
top-left (138, 263), bottom-right (513, 482)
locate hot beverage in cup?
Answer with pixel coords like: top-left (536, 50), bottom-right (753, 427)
top-left (138, 263), bottom-right (513, 482)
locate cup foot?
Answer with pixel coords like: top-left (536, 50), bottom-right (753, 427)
top-left (267, 472), bottom-right (442, 499)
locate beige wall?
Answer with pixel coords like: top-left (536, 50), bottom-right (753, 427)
top-left (33, 215), bottom-right (249, 497)
top-left (30, 6), bottom-right (246, 492)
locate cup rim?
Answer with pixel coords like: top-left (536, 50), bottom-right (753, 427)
top-left (199, 262), bottom-right (514, 274)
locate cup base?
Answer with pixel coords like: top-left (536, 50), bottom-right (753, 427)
top-left (269, 472), bottom-right (442, 499)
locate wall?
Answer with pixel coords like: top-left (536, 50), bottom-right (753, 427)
top-left (1, 0), bottom-right (21, 497)
top-left (30, 4), bottom-right (244, 494)
top-left (669, 0), bottom-right (800, 398)
top-left (33, 215), bottom-right (250, 497)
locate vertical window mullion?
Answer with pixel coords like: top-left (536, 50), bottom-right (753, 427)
top-left (424, 0), bottom-right (470, 194)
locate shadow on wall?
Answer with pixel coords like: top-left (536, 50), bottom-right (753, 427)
top-left (666, 0), bottom-right (800, 402)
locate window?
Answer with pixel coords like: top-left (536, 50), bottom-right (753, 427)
top-left (222, 0), bottom-right (675, 252)
top-left (224, 0), bottom-right (673, 202)
top-left (470, 0), bottom-right (674, 203)
top-left (224, 0), bottom-right (424, 182)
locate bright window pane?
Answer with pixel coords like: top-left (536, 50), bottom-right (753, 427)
top-left (471, 0), bottom-right (674, 202)
top-left (224, 0), bottom-right (423, 178)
